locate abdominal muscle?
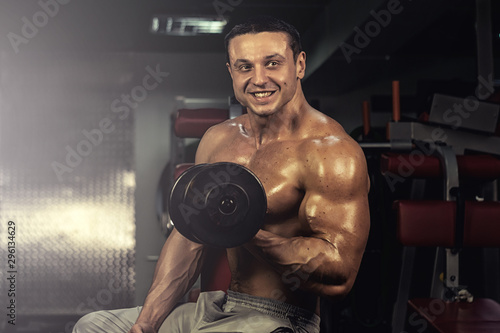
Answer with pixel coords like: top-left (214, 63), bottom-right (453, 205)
top-left (225, 221), bottom-right (320, 314)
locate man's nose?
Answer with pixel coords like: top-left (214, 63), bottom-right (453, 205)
top-left (251, 66), bottom-right (268, 86)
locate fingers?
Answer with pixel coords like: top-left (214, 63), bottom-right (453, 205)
top-left (129, 323), bottom-right (156, 333)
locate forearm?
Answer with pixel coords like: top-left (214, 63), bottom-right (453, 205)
top-left (246, 229), bottom-right (354, 299)
top-left (134, 230), bottom-right (205, 331)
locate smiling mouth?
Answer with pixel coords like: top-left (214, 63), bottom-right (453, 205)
top-left (250, 91), bottom-right (275, 98)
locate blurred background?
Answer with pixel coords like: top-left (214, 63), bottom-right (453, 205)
top-left (0, 0), bottom-right (499, 332)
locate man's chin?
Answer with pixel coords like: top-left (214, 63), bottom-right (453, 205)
top-left (246, 104), bottom-right (278, 117)
top-left (249, 108), bottom-right (277, 118)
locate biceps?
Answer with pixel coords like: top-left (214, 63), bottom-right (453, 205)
top-left (300, 192), bottom-right (370, 248)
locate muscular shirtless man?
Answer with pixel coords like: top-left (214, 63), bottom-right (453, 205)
top-left (73, 16), bottom-right (370, 333)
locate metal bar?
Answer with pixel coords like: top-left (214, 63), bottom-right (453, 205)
top-left (445, 249), bottom-right (460, 290)
top-left (476, 0), bottom-right (494, 99)
top-left (392, 247), bottom-right (416, 333)
top-left (430, 248), bottom-right (446, 298)
top-left (391, 122), bottom-right (500, 155)
top-left (358, 142), bottom-right (393, 150)
top-left (433, 145), bottom-right (459, 201)
top-left (432, 145), bottom-right (460, 291)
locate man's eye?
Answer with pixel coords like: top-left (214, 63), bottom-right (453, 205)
top-left (239, 65), bottom-right (252, 71)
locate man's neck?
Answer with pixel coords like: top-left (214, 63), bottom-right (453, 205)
top-left (246, 95), bottom-right (309, 148)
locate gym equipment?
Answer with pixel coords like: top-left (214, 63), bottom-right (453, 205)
top-left (169, 162), bottom-right (267, 248)
top-left (360, 80), bottom-right (500, 333)
top-left (168, 107), bottom-right (240, 294)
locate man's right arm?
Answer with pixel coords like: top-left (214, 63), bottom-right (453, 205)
top-left (129, 230), bottom-right (206, 333)
top-left (129, 123), bottom-right (226, 333)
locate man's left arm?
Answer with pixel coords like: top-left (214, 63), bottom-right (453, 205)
top-left (247, 138), bottom-right (370, 301)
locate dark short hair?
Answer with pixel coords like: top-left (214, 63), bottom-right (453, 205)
top-left (224, 16), bottom-right (302, 63)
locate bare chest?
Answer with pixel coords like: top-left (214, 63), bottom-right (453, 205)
top-left (207, 140), bottom-right (305, 231)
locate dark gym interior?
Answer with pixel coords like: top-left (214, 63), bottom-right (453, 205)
top-left (1, 0), bottom-right (499, 332)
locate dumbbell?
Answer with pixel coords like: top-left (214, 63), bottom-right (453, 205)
top-left (168, 162), bottom-right (267, 248)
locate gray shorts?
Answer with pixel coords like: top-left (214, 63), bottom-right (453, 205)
top-left (73, 290), bottom-right (320, 333)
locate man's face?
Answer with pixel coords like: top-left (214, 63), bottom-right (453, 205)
top-left (227, 32), bottom-right (305, 117)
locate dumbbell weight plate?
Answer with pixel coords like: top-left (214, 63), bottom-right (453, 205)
top-left (169, 162), bottom-right (267, 248)
top-left (168, 163), bottom-right (208, 244)
top-left (185, 162), bottom-right (267, 248)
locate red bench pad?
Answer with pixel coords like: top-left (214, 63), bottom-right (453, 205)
top-left (381, 153), bottom-right (500, 179)
top-left (408, 298), bottom-right (500, 333)
top-left (174, 108), bottom-right (229, 138)
top-left (464, 201), bottom-right (500, 247)
top-left (395, 200), bottom-right (456, 248)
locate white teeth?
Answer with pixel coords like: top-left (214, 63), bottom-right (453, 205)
top-left (254, 92), bottom-right (272, 98)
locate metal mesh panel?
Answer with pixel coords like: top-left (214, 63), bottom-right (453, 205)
top-left (0, 52), bottom-right (136, 328)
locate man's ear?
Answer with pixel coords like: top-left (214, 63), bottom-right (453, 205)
top-left (296, 51), bottom-right (306, 80)
top-left (226, 63), bottom-right (233, 79)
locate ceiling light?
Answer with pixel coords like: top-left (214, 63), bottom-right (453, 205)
top-left (150, 16), bottom-right (227, 36)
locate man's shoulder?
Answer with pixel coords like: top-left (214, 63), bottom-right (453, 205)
top-left (196, 117), bottom-right (243, 163)
top-left (299, 133), bottom-right (365, 169)
top-left (204, 117), bottom-right (240, 137)
top-left (299, 110), bottom-right (359, 152)
top-left (298, 111), bottom-right (367, 180)
top-left (199, 117), bottom-right (243, 147)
